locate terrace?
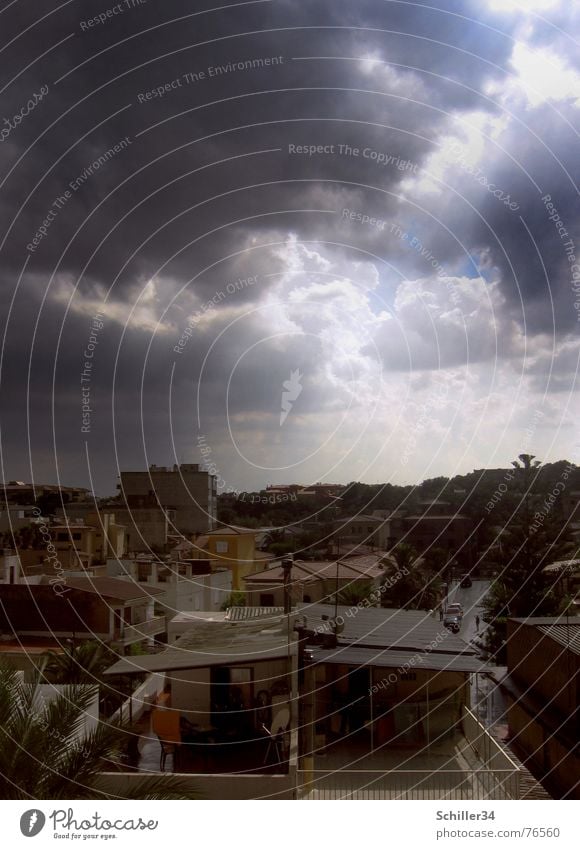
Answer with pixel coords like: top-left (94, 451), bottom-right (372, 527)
top-left (104, 613), bottom-right (299, 788)
top-left (297, 707), bottom-right (520, 799)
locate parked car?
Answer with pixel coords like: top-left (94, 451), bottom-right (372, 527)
top-left (443, 614), bottom-right (461, 633)
top-left (446, 602), bottom-right (463, 616)
top-left (460, 574), bottom-right (472, 588)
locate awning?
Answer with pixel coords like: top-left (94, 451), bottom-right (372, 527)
top-left (310, 645), bottom-right (487, 674)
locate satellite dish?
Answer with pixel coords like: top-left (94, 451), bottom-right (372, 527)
top-left (271, 706), bottom-right (290, 735)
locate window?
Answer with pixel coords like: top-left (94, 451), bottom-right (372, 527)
top-left (260, 593), bottom-right (275, 606)
top-left (56, 533), bottom-right (68, 542)
top-left (72, 532), bottom-right (81, 541)
top-left (400, 672), bottom-right (417, 681)
top-left (215, 541), bottom-right (228, 553)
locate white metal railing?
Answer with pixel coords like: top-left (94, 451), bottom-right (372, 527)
top-left (296, 768), bottom-right (519, 799)
top-left (461, 705), bottom-right (520, 798)
top-left (110, 672), bottom-right (166, 725)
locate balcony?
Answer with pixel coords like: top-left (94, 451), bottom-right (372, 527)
top-left (120, 616), bottom-right (166, 645)
top-left (296, 706), bottom-right (520, 800)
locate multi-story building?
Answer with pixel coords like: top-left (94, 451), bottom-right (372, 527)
top-left (0, 480), bottom-right (89, 505)
top-left (119, 464), bottom-right (217, 536)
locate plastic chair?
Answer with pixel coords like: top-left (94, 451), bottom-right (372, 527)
top-left (151, 708), bottom-right (182, 771)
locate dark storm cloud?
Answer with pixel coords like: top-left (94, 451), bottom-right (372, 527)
top-left (0, 0), bottom-right (578, 490)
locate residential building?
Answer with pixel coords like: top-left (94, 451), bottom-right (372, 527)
top-left (119, 464), bottom-right (217, 536)
top-left (98, 604), bottom-right (529, 799)
top-left (0, 504), bottom-right (47, 533)
top-left (504, 615), bottom-right (580, 799)
top-left (243, 554), bottom-right (384, 607)
top-left (0, 480), bottom-right (89, 505)
top-left (107, 556), bottom-right (232, 616)
top-left (184, 527), bottom-right (271, 590)
top-left (51, 513), bottom-right (126, 568)
top-left (0, 577), bottom-right (165, 653)
top-left (332, 514), bottom-right (391, 549)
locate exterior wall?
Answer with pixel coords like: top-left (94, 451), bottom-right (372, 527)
top-left (506, 620), bottom-right (580, 798)
top-left (0, 553), bottom-right (21, 583)
top-left (0, 585), bottom-right (112, 639)
top-left (0, 506), bottom-right (44, 532)
top-left (207, 533), bottom-right (257, 590)
top-left (111, 508), bottom-right (173, 553)
top-left (96, 771), bottom-right (295, 800)
top-left (507, 621), bottom-right (578, 718)
top-left (168, 659), bottom-right (291, 726)
top-left (334, 519), bottom-right (388, 548)
top-left (245, 575), bottom-right (380, 607)
top-left (107, 559), bottom-right (232, 616)
top-left (120, 465), bottom-right (217, 535)
top-left (508, 696), bottom-right (580, 799)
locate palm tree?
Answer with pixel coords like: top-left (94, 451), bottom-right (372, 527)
top-left (45, 641), bottom-right (115, 685)
top-left (0, 665), bottom-right (197, 799)
top-left (332, 582), bottom-right (373, 606)
top-left (381, 544), bottom-right (441, 610)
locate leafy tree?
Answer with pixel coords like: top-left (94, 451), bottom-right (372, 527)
top-left (381, 544), bottom-right (442, 610)
top-left (220, 591), bottom-right (246, 610)
top-left (331, 582), bottom-right (374, 607)
top-left (479, 454), bottom-right (569, 662)
top-left (0, 664), bottom-right (197, 799)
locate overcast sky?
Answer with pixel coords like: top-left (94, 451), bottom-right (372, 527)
top-left (0, 0), bottom-right (579, 495)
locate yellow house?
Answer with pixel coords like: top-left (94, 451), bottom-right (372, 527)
top-left (52, 513), bottom-right (126, 567)
top-left (188, 528), bottom-right (270, 590)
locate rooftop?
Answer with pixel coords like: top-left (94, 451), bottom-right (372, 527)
top-left (104, 615), bottom-right (295, 676)
top-left (38, 575), bottom-right (164, 601)
top-left (509, 616), bottom-right (580, 655)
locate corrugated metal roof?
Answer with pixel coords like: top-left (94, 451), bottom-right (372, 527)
top-left (510, 616), bottom-right (580, 656)
top-left (538, 624), bottom-right (580, 655)
top-left (225, 606), bottom-right (284, 621)
top-left (310, 645), bottom-right (486, 673)
top-left (300, 603), bottom-right (476, 656)
top-left (104, 616), bottom-right (295, 675)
